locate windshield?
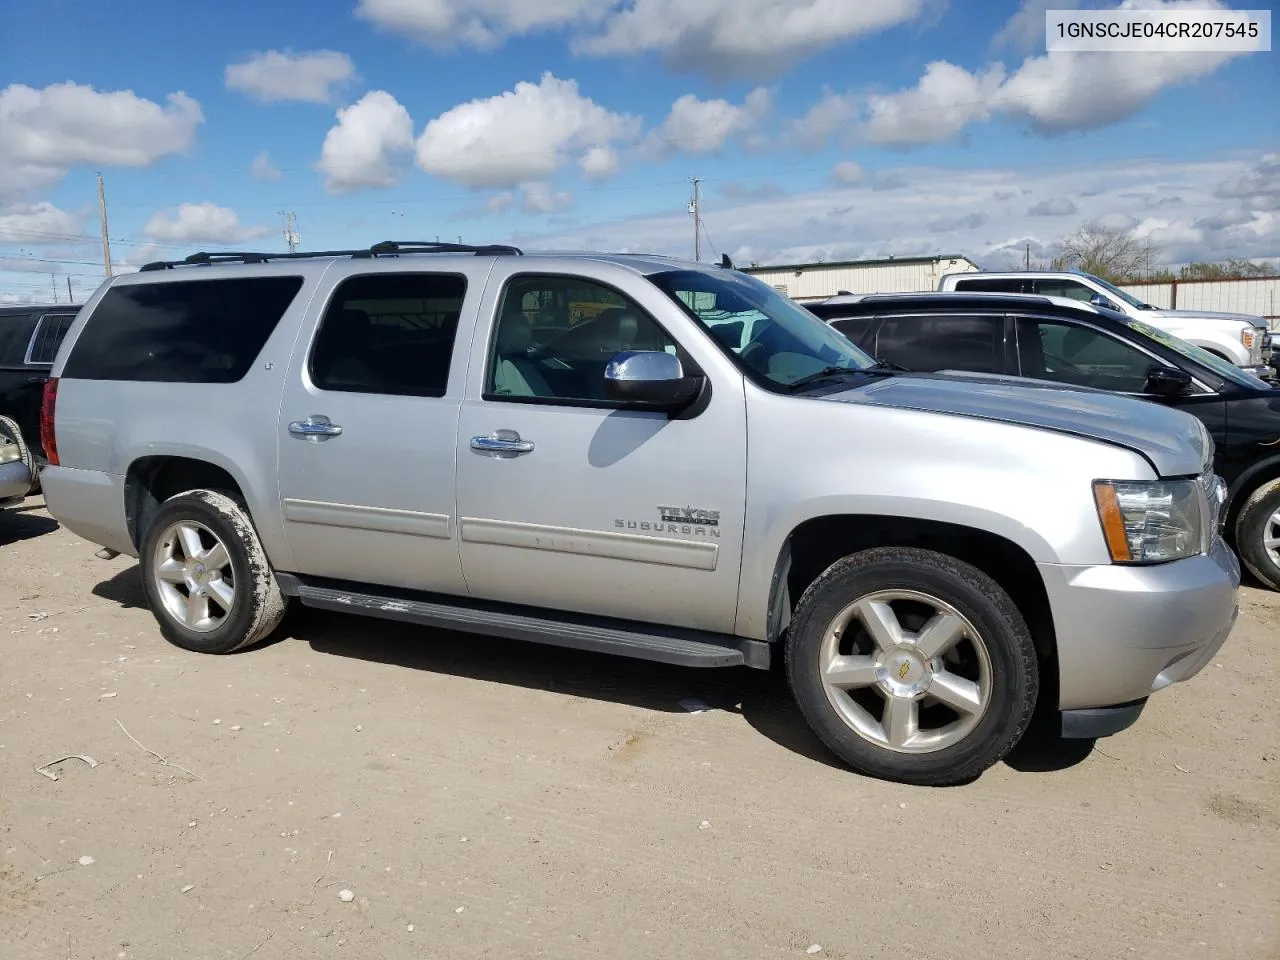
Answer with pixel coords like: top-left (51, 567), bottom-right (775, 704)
top-left (1085, 273), bottom-right (1154, 310)
top-left (648, 269), bottom-right (876, 389)
top-left (1122, 316), bottom-right (1273, 389)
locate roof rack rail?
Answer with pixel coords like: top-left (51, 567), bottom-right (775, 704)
top-left (370, 240), bottom-right (523, 256)
top-left (138, 239), bottom-right (523, 272)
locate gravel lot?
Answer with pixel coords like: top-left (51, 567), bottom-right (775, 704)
top-left (2, 499), bottom-right (1277, 960)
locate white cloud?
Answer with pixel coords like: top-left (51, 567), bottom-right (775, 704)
top-left (355, 0), bottom-right (603, 48)
top-left (576, 0), bottom-right (931, 79)
top-left (579, 145), bottom-right (620, 181)
top-left (799, 1), bottom-right (1257, 148)
top-left (831, 161), bottom-right (863, 184)
top-left (993, 0), bottom-right (1079, 52)
top-left (515, 154), bottom-right (1279, 269)
top-left (142, 203), bottom-right (271, 245)
top-left (1028, 196), bottom-right (1078, 216)
top-left (251, 151), bottom-right (283, 181)
top-left (644, 88), bottom-right (771, 157)
top-left (357, 0), bottom-right (930, 78)
top-left (863, 61), bottom-right (1006, 145)
top-left (0, 202), bottom-right (88, 245)
top-left (518, 182), bottom-right (573, 214)
top-left (0, 82), bottom-right (202, 199)
top-left (416, 73), bottom-right (640, 189)
top-left (317, 90), bottom-right (415, 194)
top-left (225, 49), bottom-right (355, 104)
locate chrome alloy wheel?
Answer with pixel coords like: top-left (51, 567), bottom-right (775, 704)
top-left (152, 521), bottom-right (236, 633)
top-left (818, 590), bottom-right (993, 754)
top-left (1264, 505), bottom-right (1280, 568)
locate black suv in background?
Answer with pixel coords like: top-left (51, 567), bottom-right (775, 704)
top-left (807, 291), bottom-right (1280, 592)
top-left (0, 304), bottom-right (80, 479)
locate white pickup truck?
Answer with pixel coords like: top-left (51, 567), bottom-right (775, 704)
top-left (938, 270), bottom-right (1273, 378)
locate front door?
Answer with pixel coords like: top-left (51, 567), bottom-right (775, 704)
top-left (276, 267), bottom-right (483, 594)
top-left (454, 267), bottom-right (748, 634)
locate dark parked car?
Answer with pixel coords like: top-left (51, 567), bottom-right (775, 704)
top-left (0, 303), bottom-right (80, 483)
top-left (807, 291), bottom-right (1280, 592)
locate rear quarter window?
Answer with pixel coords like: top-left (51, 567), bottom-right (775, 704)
top-left (26, 312), bottom-right (78, 365)
top-left (62, 276), bottom-right (304, 383)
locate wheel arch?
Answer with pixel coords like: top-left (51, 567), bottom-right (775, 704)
top-left (124, 455), bottom-right (263, 554)
top-left (762, 514), bottom-right (1058, 668)
top-left (1224, 453), bottom-right (1280, 535)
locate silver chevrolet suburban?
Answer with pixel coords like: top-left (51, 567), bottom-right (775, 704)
top-left (38, 242), bottom-right (1240, 786)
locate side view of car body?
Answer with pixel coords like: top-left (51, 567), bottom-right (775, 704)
top-left (0, 304), bottom-right (81, 483)
top-left (808, 291), bottom-right (1280, 591)
top-left (39, 243), bottom-right (1239, 786)
top-left (937, 270), bottom-right (1273, 379)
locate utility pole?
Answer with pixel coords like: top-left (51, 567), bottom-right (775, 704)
top-left (688, 178), bottom-right (702, 262)
top-left (96, 172), bottom-right (113, 277)
top-left (50, 274), bottom-right (58, 302)
top-left (1025, 242), bottom-right (1030, 270)
top-left (281, 211), bottom-right (301, 253)
top-left (66, 276), bottom-right (73, 302)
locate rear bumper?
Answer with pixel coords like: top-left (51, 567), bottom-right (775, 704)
top-left (0, 458), bottom-right (31, 503)
top-left (39, 465), bottom-right (135, 556)
top-left (1039, 537), bottom-right (1240, 715)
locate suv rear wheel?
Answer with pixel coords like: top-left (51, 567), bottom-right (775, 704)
top-left (0, 415), bottom-right (38, 495)
top-left (786, 547), bottom-right (1038, 786)
top-left (140, 490), bottom-right (288, 654)
top-left (1235, 480), bottom-right (1280, 592)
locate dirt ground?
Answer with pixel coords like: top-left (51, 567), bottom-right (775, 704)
top-left (1, 500), bottom-right (1277, 960)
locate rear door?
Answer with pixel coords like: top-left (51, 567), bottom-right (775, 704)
top-left (276, 266), bottom-right (486, 594)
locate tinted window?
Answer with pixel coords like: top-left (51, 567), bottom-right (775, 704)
top-left (874, 314), bottom-right (1005, 373)
top-left (310, 273), bottom-right (466, 397)
top-left (27, 312), bottom-right (78, 365)
top-left (1031, 278), bottom-right (1094, 303)
top-left (63, 277), bottom-right (303, 383)
top-left (829, 316), bottom-right (875, 347)
top-left (1017, 318), bottom-right (1160, 392)
top-left (0, 313), bottom-right (37, 366)
top-left (953, 277), bottom-right (1027, 293)
top-left (487, 275), bottom-right (677, 402)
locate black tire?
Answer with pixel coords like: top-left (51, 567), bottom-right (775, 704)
top-left (139, 489), bottom-right (288, 654)
top-left (1234, 481), bottom-right (1280, 591)
top-left (0, 415), bottom-right (38, 495)
top-left (785, 547), bottom-right (1039, 786)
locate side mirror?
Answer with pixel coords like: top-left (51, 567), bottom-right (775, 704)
top-left (1145, 365), bottom-right (1192, 397)
top-left (603, 350), bottom-right (703, 410)
top-left (1089, 294), bottom-right (1117, 311)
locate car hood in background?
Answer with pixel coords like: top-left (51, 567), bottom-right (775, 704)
top-left (1147, 308), bottom-right (1267, 325)
top-left (822, 371), bottom-right (1210, 477)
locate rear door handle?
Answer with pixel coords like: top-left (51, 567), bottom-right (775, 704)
top-left (288, 414), bottom-right (343, 441)
top-left (470, 431), bottom-right (534, 455)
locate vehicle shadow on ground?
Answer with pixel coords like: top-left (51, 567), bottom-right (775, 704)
top-left (90, 566), bottom-right (1099, 780)
top-left (0, 504), bottom-right (58, 545)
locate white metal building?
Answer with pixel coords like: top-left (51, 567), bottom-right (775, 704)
top-left (744, 254), bottom-right (980, 301)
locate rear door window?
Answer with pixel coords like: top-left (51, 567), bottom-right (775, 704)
top-left (873, 314), bottom-right (1007, 374)
top-left (62, 277), bottom-right (304, 382)
top-left (310, 272), bottom-right (467, 397)
top-left (0, 313), bottom-right (37, 366)
top-left (26, 312), bottom-right (78, 365)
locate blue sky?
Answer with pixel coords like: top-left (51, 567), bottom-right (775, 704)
top-left (0, 0), bottom-right (1276, 302)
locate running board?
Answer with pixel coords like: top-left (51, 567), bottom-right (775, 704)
top-left (283, 576), bottom-right (770, 670)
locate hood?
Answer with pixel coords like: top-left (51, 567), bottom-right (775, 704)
top-left (823, 372), bottom-right (1211, 477)
top-left (1145, 307), bottom-right (1266, 325)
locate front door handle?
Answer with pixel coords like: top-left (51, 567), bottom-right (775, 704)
top-left (470, 431), bottom-right (534, 456)
top-left (288, 414), bottom-right (343, 441)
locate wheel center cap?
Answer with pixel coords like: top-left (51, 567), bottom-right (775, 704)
top-left (876, 648), bottom-right (931, 696)
top-left (191, 563), bottom-right (206, 583)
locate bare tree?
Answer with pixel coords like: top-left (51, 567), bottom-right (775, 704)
top-left (1051, 223), bottom-right (1151, 282)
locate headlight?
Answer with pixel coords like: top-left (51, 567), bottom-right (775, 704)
top-left (1092, 479), bottom-right (1203, 563)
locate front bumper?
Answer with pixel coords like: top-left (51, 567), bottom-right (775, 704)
top-left (0, 458), bottom-right (32, 504)
top-left (1038, 537), bottom-right (1240, 719)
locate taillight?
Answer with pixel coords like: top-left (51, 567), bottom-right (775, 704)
top-left (40, 377), bottom-right (59, 466)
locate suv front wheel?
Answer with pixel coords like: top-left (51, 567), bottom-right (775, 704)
top-left (1235, 480), bottom-right (1280, 592)
top-left (140, 490), bottom-right (288, 654)
top-left (786, 547), bottom-right (1038, 786)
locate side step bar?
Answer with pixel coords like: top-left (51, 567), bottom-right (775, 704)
top-left (281, 575), bottom-right (771, 670)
